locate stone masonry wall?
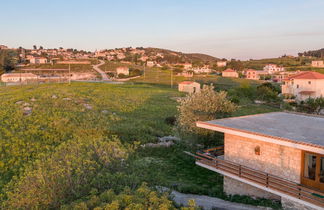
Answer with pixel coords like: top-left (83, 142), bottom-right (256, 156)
top-left (224, 133), bottom-right (302, 183)
top-left (224, 176), bottom-right (280, 200)
top-left (281, 197), bottom-right (318, 210)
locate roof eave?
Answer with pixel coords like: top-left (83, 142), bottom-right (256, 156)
top-left (196, 121), bottom-right (324, 154)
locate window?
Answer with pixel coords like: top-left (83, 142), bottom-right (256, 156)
top-left (308, 81), bottom-right (311, 85)
top-left (304, 153), bottom-right (317, 180)
top-left (297, 84), bottom-right (299, 88)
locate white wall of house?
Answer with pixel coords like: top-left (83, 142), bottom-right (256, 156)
top-left (282, 79), bottom-right (324, 101)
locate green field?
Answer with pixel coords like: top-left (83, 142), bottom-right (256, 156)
top-left (0, 82), bottom-right (280, 208)
top-left (99, 61), bottom-right (145, 72)
top-left (133, 67), bottom-right (262, 90)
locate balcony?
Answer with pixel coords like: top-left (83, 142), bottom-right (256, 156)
top-left (192, 146), bottom-right (324, 208)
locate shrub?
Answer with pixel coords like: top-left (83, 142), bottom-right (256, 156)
top-left (177, 84), bottom-right (237, 135)
top-left (3, 137), bottom-right (130, 209)
top-left (297, 97), bottom-right (324, 114)
top-left (62, 183), bottom-right (179, 210)
top-left (165, 116), bottom-right (177, 125)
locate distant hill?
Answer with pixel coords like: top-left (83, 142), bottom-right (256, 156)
top-left (298, 48), bottom-right (324, 58)
top-left (184, 53), bottom-right (220, 63)
top-left (144, 47), bottom-right (220, 64)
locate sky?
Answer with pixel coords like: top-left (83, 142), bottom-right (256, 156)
top-left (1, 0), bottom-right (324, 60)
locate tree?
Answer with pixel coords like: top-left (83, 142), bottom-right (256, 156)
top-left (177, 85), bottom-right (237, 135)
top-left (39, 46), bottom-right (43, 50)
top-left (228, 60), bottom-right (244, 71)
top-left (0, 50), bottom-right (17, 72)
top-left (33, 45), bottom-right (37, 50)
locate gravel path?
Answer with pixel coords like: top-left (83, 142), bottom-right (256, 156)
top-left (166, 189), bottom-right (272, 210)
top-left (92, 60), bottom-right (109, 81)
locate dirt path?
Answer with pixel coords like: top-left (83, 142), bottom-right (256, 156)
top-left (165, 189), bottom-right (272, 210)
top-left (92, 60), bottom-right (109, 81)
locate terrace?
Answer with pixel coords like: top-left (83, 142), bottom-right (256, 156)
top-left (191, 146), bottom-right (324, 208)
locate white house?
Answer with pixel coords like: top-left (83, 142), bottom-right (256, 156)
top-left (282, 71), bottom-right (324, 101)
top-left (116, 66), bottom-right (129, 76)
top-left (1, 73), bottom-right (38, 83)
top-left (217, 61), bottom-right (227, 67)
top-left (178, 81), bottom-right (200, 93)
top-left (193, 66), bottom-right (212, 74)
top-left (146, 61), bottom-right (155, 67)
top-left (263, 64), bottom-right (284, 74)
top-left (29, 57), bottom-right (48, 64)
top-left (183, 63), bottom-right (193, 70)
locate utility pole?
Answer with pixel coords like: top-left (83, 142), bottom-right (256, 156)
top-left (171, 68), bottom-right (173, 88)
top-left (143, 63), bottom-right (146, 81)
top-left (68, 64), bottom-right (71, 85)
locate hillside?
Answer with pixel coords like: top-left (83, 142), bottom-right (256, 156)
top-left (144, 47), bottom-right (220, 63)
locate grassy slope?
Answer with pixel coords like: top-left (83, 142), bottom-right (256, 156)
top-left (0, 83), bottom-right (179, 188)
top-left (0, 82), bottom-right (280, 208)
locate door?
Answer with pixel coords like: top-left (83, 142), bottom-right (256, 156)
top-left (301, 151), bottom-right (324, 191)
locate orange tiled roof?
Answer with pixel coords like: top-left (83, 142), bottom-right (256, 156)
top-left (286, 71), bottom-right (324, 80)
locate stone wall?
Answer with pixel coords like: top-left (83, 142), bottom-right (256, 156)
top-left (223, 176), bottom-right (280, 200)
top-left (281, 197), bottom-right (318, 210)
top-left (224, 133), bottom-right (302, 183)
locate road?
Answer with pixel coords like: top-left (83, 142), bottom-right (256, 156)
top-left (92, 60), bottom-right (109, 81)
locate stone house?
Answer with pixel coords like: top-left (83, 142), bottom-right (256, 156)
top-left (116, 66), bottom-right (129, 76)
top-left (195, 112), bottom-right (324, 210)
top-left (222, 69), bottom-right (238, 78)
top-left (282, 71), bottom-right (324, 101)
top-left (178, 81), bottom-right (200, 93)
top-left (1, 73), bottom-right (38, 82)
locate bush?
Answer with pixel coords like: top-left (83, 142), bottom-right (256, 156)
top-left (297, 97), bottom-right (324, 114)
top-left (61, 183), bottom-right (184, 210)
top-left (256, 83), bottom-right (280, 103)
top-left (165, 116), bottom-right (176, 125)
top-left (118, 73), bottom-right (128, 78)
top-left (3, 137), bottom-right (130, 209)
top-left (130, 68), bottom-right (142, 77)
top-left (177, 84), bottom-right (237, 136)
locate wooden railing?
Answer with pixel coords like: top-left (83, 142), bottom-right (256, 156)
top-left (194, 147), bottom-right (324, 208)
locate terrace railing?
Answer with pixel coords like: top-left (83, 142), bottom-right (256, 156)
top-left (192, 146), bottom-right (324, 208)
